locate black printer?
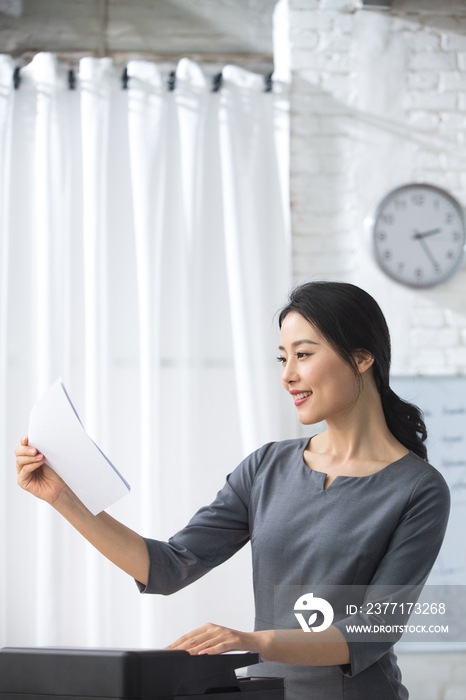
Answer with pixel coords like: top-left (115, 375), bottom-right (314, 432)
top-left (0, 647), bottom-right (285, 700)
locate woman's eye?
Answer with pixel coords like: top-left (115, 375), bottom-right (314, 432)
top-left (276, 353), bottom-right (311, 364)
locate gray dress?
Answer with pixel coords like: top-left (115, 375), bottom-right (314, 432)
top-left (137, 437), bottom-right (450, 700)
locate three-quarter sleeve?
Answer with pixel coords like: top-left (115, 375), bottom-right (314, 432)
top-left (136, 442), bottom-right (274, 595)
top-left (333, 467), bottom-right (451, 678)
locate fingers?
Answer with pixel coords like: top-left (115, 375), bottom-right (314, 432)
top-left (173, 623), bottom-right (214, 644)
top-left (166, 623), bottom-right (242, 656)
top-left (16, 438), bottom-right (42, 460)
top-left (16, 437), bottom-right (45, 476)
top-left (15, 446), bottom-right (36, 458)
top-left (166, 624), bottom-right (213, 653)
top-left (16, 456), bottom-right (46, 482)
top-left (16, 454), bottom-right (45, 470)
top-left (16, 449), bottom-right (42, 461)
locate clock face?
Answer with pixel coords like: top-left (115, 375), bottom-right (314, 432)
top-left (372, 184), bottom-right (465, 288)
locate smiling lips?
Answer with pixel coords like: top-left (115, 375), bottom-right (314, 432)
top-left (291, 390), bottom-right (312, 405)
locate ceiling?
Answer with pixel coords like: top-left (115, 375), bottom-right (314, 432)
top-left (0, 0), bottom-right (277, 59)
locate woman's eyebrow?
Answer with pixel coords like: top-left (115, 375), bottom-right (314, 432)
top-left (278, 339), bottom-right (320, 351)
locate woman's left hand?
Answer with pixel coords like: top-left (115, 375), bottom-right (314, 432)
top-left (166, 622), bottom-right (261, 656)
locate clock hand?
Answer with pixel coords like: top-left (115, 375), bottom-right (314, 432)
top-left (412, 228), bottom-right (442, 240)
top-left (417, 237), bottom-right (439, 270)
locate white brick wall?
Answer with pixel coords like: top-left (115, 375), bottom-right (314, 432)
top-left (287, 0), bottom-right (466, 372)
top-left (289, 0), bottom-right (359, 284)
top-left (285, 0), bottom-right (466, 696)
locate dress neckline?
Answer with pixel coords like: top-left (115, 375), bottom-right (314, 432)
top-left (300, 435), bottom-right (411, 491)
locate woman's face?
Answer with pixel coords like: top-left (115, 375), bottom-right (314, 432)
top-left (278, 311), bottom-right (368, 425)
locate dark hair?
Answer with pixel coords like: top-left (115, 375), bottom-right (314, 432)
top-left (278, 281), bottom-right (428, 460)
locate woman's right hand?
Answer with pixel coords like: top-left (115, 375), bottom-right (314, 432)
top-left (15, 438), bottom-right (150, 586)
top-left (15, 436), bottom-right (67, 506)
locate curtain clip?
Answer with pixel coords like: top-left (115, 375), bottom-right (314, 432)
top-left (264, 72), bottom-right (273, 93)
top-left (121, 66), bottom-right (129, 90)
top-left (68, 69), bottom-right (76, 90)
top-left (212, 72), bottom-right (223, 92)
top-left (13, 66), bottom-right (21, 89)
top-left (167, 71), bottom-right (176, 91)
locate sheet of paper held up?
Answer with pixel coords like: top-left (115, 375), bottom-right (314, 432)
top-left (28, 378), bottom-right (130, 515)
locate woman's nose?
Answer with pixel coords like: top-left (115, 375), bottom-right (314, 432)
top-left (282, 360), bottom-right (298, 384)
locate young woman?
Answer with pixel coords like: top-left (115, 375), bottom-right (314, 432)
top-left (16, 281), bottom-right (450, 700)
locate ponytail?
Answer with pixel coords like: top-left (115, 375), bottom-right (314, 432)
top-left (380, 388), bottom-right (428, 461)
top-left (278, 281), bottom-right (429, 461)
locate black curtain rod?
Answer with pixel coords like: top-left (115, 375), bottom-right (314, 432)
top-left (12, 65), bottom-right (274, 93)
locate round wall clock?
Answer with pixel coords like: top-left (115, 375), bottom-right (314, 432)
top-left (371, 183), bottom-right (465, 288)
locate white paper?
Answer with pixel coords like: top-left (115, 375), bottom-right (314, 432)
top-left (28, 378), bottom-right (130, 515)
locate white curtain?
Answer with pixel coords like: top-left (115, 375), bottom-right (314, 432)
top-left (0, 52), bottom-right (293, 648)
